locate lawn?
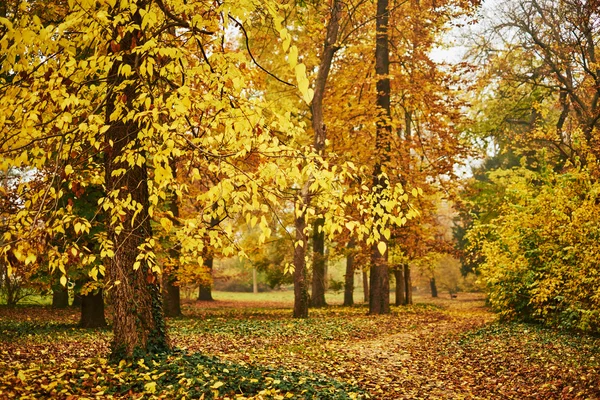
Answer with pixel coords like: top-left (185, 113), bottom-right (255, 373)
top-left (0, 292), bottom-right (599, 399)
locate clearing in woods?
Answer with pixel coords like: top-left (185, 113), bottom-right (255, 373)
top-left (0, 293), bottom-right (598, 399)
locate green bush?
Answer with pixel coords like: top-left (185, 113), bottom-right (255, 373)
top-left (466, 167), bottom-right (600, 332)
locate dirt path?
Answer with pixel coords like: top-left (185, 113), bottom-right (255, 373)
top-left (180, 294), bottom-right (599, 399)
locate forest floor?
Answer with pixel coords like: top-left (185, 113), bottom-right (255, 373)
top-left (0, 292), bottom-right (599, 399)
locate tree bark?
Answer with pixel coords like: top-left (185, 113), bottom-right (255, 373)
top-left (197, 255), bottom-right (214, 301)
top-left (311, 217), bottom-right (327, 307)
top-left (163, 276), bottom-right (182, 317)
top-left (404, 264), bottom-right (413, 305)
top-left (72, 293), bottom-right (82, 308)
top-left (104, 1), bottom-right (169, 358)
top-left (310, 1), bottom-right (342, 309)
top-left (79, 289), bottom-right (107, 328)
top-left (52, 285), bottom-right (69, 309)
top-left (163, 159), bottom-right (182, 317)
top-left (394, 268), bottom-right (405, 306)
top-left (362, 269), bottom-right (369, 303)
top-left (343, 239), bottom-right (355, 306)
top-left (293, 183), bottom-right (310, 318)
top-left (369, 0), bottom-right (392, 315)
top-left (430, 277), bottom-right (438, 298)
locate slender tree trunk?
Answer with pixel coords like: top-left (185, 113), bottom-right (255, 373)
top-left (394, 268), bottom-right (405, 306)
top-left (369, 0), bottom-right (392, 315)
top-left (311, 218), bottom-right (327, 307)
top-left (343, 239), bottom-right (355, 306)
top-left (198, 255), bottom-right (214, 301)
top-left (362, 269), bottom-right (369, 303)
top-left (79, 289), bottom-right (107, 328)
top-left (293, 186), bottom-right (310, 318)
top-left (404, 264), bottom-right (412, 305)
top-left (430, 277), bottom-right (438, 298)
top-left (52, 285), bottom-right (69, 309)
top-left (310, 1), bottom-right (341, 308)
top-left (253, 268), bottom-right (258, 294)
top-left (104, 2), bottom-right (169, 358)
top-left (163, 159), bottom-right (182, 317)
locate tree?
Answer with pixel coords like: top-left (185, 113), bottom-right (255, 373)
top-left (0, 0), bottom-right (316, 357)
top-left (468, 0), bottom-right (600, 168)
top-left (368, 0), bottom-right (393, 315)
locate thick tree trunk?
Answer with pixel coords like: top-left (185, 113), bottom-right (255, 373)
top-left (79, 289), bottom-right (107, 328)
top-left (343, 239), bottom-right (355, 306)
top-left (52, 285), bottom-right (69, 309)
top-left (293, 188), bottom-right (310, 318)
top-left (369, 256), bottom-right (390, 314)
top-left (197, 255), bottom-right (214, 301)
top-left (362, 269), bottom-right (369, 303)
top-left (394, 268), bottom-right (405, 306)
top-left (369, 0), bottom-right (392, 315)
top-left (72, 293), bottom-right (82, 308)
top-left (430, 277), bottom-right (438, 298)
top-left (310, 1), bottom-right (341, 309)
top-left (404, 264), bottom-right (413, 305)
top-left (104, 2), bottom-right (169, 358)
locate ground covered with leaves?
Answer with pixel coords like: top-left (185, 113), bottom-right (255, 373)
top-left (0, 294), bottom-right (599, 399)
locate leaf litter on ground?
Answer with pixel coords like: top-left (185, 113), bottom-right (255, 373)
top-left (0, 293), bottom-right (598, 399)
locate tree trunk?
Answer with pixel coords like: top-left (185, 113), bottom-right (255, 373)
top-left (404, 264), bottom-right (412, 305)
top-left (369, 0), bottom-right (392, 315)
top-left (79, 289), bottom-right (107, 328)
top-left (311, 218), bottom-right (327, 307)
top-left (362, 269), bottom-right (369, 303)
top-left (197, 255), bottom-right (214, 301)
top-left (163, 159), bottom-right (182, 317)
top-left (343, 239), bottom-right (355, 306)
top-left (253, 268), bottom-right (258, 294)
top-left (52, 285), bottom-right (69, 309)
top-left (72, 293), bottom-right (82, 308)
top-left (430, 277), bottom-right (438, 298)
top-left (163, 277), bottom-right (182, 317)
top-left (394, 268), bottom-right (405, 306)
top-left (310, 1), bottom-right (341, 309)
top-left (293, 186), bottom-right (310, 318)
top-left (104, 3), bottom-right (169, 358)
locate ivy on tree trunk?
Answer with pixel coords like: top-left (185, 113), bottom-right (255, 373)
top-left (104, 1), bottom-right (169, 358)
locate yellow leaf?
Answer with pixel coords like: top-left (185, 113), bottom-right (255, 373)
top-left (377, 241), bottom-right (387, 256)
top-left (211, 381), bottom-right (224, 389)
top-left (288, 45), bottom-right (298, 69)
top-left (17, 370), bottom-right (26, 382)
top-left (60, 275), bottom-right (67, 287)
top-left (160, 217), bottom-right (172, 232)
top-left (144, 381), bottom-right (157, 393)
top-left (65, 165), bottom-right (74, 175)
